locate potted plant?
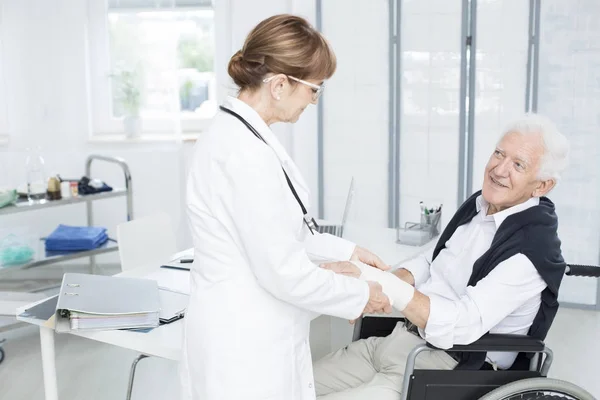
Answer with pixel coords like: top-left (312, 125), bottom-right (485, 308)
top-left (180, 78), bottom-right (194, 111)
top-left (110, 67), bottom-right (143, 138)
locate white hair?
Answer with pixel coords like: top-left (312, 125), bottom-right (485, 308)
top-left (499, 113), bottom-right (570, 182)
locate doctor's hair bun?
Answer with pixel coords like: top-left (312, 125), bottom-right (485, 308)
top-left (228, 50), bottom-right (269, 89)
top-left (227, 14), bottom-right (337, 92)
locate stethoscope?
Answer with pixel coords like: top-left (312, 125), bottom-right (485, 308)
top-left (219, 105), bottom-right (320, 235)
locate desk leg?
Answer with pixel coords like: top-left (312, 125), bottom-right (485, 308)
top-left (90, 255), bottom-right (97, 275)
top-left (39, 326), bottom-right (59, 400)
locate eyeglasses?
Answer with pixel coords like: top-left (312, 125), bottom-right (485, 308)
top-left (262, 74), bottom-right (325, 102)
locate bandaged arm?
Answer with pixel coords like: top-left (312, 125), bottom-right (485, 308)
top-left (351, 260), bottom-right (415, 311)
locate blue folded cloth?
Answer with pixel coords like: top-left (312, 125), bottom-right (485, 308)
top-left (45, 241), bottom-right (108, 257)
top-left (45, 225), bottom-right (109, 252)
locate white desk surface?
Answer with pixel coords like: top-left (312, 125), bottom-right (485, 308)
top-left (16, 227), bottom-right (433, 362)
top-left (342, 223), bottom-right (434, 266)
top-left (17, 266), bottom-right (186, 361)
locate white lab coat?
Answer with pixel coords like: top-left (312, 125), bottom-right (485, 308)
top-left (179, 97), bottom-right (369, 400)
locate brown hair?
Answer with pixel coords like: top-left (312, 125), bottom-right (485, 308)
top-left (227, 14), bottom-right (336, 91)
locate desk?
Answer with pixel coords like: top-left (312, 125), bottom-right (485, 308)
top-left (343, 223), bottom-right (433, 265)
top-left (18, 229), bottom-right (433, 400)
top-left (16, 265), bottom-right (186, 400)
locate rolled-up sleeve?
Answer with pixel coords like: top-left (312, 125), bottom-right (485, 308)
top-left (396, 248), bottom-right (434, 288)
top-left (422, 254), bottom-right (546, 349)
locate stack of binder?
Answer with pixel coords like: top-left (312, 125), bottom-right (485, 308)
top-left (54, 273), bottom-right (160, 332)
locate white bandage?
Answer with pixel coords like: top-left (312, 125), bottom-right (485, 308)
top-left (351, 261), bottom-right (415, 311)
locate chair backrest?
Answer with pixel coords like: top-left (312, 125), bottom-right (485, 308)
top-left (116, 212), bottom-right (178, 272)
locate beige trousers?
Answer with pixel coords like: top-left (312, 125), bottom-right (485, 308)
top-left (314, 323), bottom-right (457, 400)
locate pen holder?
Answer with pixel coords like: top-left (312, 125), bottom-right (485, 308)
top-left (420, 211), bottom-right (442, 237)
top-left (396, 211), bottom-right (442, 247)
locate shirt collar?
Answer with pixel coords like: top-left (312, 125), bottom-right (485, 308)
top-left (222, 96), bottom-right (294, 166)
top-left (222, 96), bottom-right (274, 143)
top-left (476, 195), bottom-right (540, 229)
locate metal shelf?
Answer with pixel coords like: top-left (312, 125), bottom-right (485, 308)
top-left (0, 239), bottom-right (119, 272)
top-left (0, 189), bottom-right (128, 216)
top-left (0, 154), bottom-right (133, 274)
top-left (0, 154), bottom-right (133, 359)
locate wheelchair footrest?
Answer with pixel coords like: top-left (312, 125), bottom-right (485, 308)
top-left (407, 370), bottom-right (541, 400)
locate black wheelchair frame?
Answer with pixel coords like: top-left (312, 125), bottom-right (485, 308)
top-left (351, 263), bottom-right (600, 400)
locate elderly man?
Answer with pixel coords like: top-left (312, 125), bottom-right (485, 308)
top-left (314, 114), bottom-right (570, 399)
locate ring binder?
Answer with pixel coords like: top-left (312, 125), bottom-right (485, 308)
top-left (54, 273), bottom-right (160, 332)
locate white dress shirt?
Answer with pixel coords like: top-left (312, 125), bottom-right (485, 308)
top-left (400, 196), bottom-right (547, 369)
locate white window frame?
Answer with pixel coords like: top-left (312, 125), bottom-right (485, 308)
top-left (86, 0), bottom-right (219, 137)
top-left (0, 6), bottom-right (9, 144)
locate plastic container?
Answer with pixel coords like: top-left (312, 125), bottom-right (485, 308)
top-left (0, 189), bottom-right (17, 208)
top-left (0, 230), bottom-right (36, 267)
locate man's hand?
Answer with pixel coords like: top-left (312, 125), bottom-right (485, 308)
top-left (364, 281), bottom-right (392, 314)
top-left (351, 246), bottom-right (390, 271)
top-left (321, 262), bottom-right (391, 322)
top-left (320, 261), bottom-right (361, 278)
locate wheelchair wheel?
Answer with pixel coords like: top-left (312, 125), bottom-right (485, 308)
top-left (479, 378), bottom-right (595, 400)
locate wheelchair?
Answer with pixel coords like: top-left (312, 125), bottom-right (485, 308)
top-left (351, 263), bottom-right (599, 400)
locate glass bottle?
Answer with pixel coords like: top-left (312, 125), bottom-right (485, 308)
top-left (25, 147), bottom-right (47, 202)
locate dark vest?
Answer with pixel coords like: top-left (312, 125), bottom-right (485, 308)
top-left (432, 191), bottom-right (566, 370)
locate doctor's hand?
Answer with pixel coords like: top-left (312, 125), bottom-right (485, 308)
top-left (320, 261), bottom-right (361, 278)
top-left (364, 281), bottom-right (392, 315)
top-left (351, 246), bottom-right (390, 271)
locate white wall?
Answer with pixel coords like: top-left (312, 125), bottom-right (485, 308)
top-left (0, 0), bottom-right (313, 268)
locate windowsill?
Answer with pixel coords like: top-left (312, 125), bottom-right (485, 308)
top-left (88, 133), bottom-right (199, 144)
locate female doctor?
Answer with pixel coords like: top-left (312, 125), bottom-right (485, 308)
top-left (180, 14), bottom-right (391, 400)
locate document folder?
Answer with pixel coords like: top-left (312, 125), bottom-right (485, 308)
top-left (55, 273), bottom-right (160, 333)
top-left (158, 288), bottom-right (188, 324)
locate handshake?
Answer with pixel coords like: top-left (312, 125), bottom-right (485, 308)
top-left (321, 246), bottom-right (416, 318)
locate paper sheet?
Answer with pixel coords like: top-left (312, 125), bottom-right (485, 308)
top-left (143, 269), bottom-right (190, 295)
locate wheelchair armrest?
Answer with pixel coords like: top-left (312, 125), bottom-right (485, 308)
top-left (402, 336), bottom-right (553, 399)
top-left (353, 316), bottom-right (405, 341)
top-left (427, 333), bottom-right (545, 353)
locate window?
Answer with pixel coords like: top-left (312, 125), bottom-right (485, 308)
top-left (0, 6), bottom-right (8, 143)
top-left (320, 0), bottom-right (391, 228)
top-left (538, 0), bottom-right (600, 306)
top-left (399, 0), bottom-right (463, 228)
top-left (471, 0), bottom-right (529, 194)
top-left (88, 0), bottom-right (216, 136)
